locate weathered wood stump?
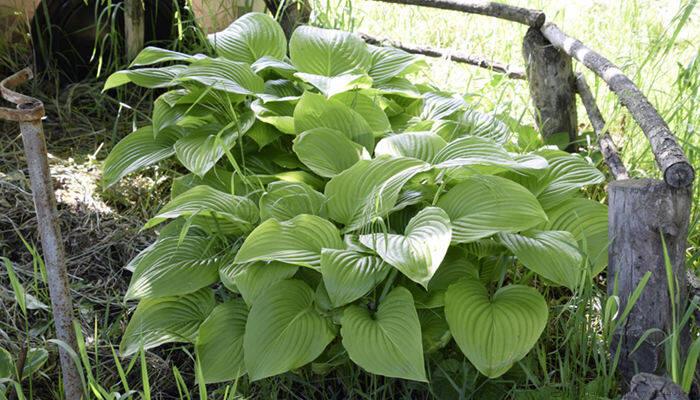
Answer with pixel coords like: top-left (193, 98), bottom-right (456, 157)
top-left (522, 27), bottom-right (578, 149)
top-left (622, 373), bottom-right (688, 400)
top-left (608, 179), bottom-right (692, 384)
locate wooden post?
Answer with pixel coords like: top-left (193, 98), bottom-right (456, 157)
top-left (522, 27), bottom-right (578, 149)
top-left (608, 179), bottom-right (691, 384)
top-left (124, 0), bottom-right (145, 61)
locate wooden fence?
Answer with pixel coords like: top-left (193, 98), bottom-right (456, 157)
top-left (362, 0), bottom-right (696, 385)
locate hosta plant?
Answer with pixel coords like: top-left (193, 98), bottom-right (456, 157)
top-left (103, 12), bottom-right (608, 383)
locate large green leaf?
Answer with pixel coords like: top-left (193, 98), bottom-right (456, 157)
top-left (375, 131), bottom-right (447, 162)
top-left (208, 12), bottom-right (286, 63)
top-left (359, 207), bottom-right (451, 288)
top-left (432, 108), bottom-right (511, 144)
top-left (259, 181), bottom-right (327, 221)
top-left (368, 45), bottom-right (426, 84)
top-left (125, 236), bottom-right (232, 300)
top-left (293, 128), bottom-right (369, 177)
top-left (131, 46), bottom-right (197, 66)
top-left (432, 136), bottom-right (547, 172)
top-left (341, 287), bottom-right (426, 381)
top-left (546, 198), bottom-right (608, 275)
top-left (411, 247), bottom-right (479, 308)
top-left (293, 92), bottom-right (374, 151)
top-left (244, 280), bottom-right (335, 380)
top-left (219, 261), bottom-right (298, 305)
top-left (420, 92), bottom-right (466, 120)
top-left (251, 98), bottom-right (296, 134)
top-left (175, 58), bottom-right (265, 95)
top-left (437, 176), bottom-right (547, 243)
top-left (536, 152), bottom-right (605, 209)
top-left (174, 116), bottom-right (254, 176)
top-left (320, 249), bottom-right (389, 307)
top-left (289, 26), bottom-right (371, 76)
top-left (104, 65), bottom-right (186, 90)
top-left (331, 91), bottom-right (391, 134)
top-left (234, 214), bottom-right (344, 269)
top-left (499, 230), bottom-right (583, 289)
top-left (145, 185), bottom-right (259, 235)
top-left (120, 288), bottom-right (215, 356)
top-left (325, 156), bottom-right (431, 231)
top-left (102, 126), bottom-right (180, 187)
top-left (295, 72), bottom-right (373, 98)
top-left (445, 280), bottom-right (548, 378)
top-left (196, 299), bottom-right (248, 383)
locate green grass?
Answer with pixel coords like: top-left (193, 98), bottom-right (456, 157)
top-left (0, 1), bottom-right (699, 398)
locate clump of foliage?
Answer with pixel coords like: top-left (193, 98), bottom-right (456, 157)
top-left (103, 12), bottom-right (607, 385)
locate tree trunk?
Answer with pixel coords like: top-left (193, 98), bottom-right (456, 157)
top-left (264, 0), bottom-right (311, 39)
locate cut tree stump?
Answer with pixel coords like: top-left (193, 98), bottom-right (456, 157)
top-left (608, 179), bottom-right (692, 384)
top-left (522, 27), bottom-right (578, 149)
top-left (621, 373), bottom-right (688, 400)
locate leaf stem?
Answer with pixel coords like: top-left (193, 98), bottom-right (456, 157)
top-left (379, 269), bottom-right (399, 303)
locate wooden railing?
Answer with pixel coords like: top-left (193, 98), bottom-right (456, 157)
top-left (365, 0), bottom-right (695, 386)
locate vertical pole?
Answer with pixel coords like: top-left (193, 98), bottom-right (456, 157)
top-left (1, 70), bottom-right (82, 400)
top-left (608, 179), bottom-right (691, 384)
top-left (125, 0), bottom-right (145, 61)
top-left (264, 0), bottom-right (312, 39)
top-left (522, 27), bottom-right (578, 150)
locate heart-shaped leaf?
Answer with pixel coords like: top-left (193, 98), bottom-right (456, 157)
top-left (196, 299), bottom-right (248, 383)
top-left (244, 280), bottom-right (335, 380)
top-left (375, 131), bottom-right (447, 162)
top-left (320, 249), bottom-right (390, 307)
top-left (325, 156), bottom-right (430, 231)
top-left (546, 198), bottom-right (608, 275)
top-left (331, 91), bottom-right (391, 134)
top-left (432, 136), bottom-right (547, 172)
top-left (437, 175), bottom-right (547, 243)
top-left (293, 92), bottom-right (374, 151)
top-left (234, 214), bottom-right (344, 268)
top-left (293, 128), bottom-right (370, 177)
top-left (102, 126), bottom-right (180, 187)
top-left (290, 26), bottom-right (371, 76)
top-left (367, 45), bottom-right (427, 84)
top-left (499, 230), bottom-right (583, 289)
top-left (341, 287), bottom-right (426, 381)
top-left (259, 181), bottom-right (327, 221)
top-left (104, 65), bottom-right (185, 90)
top-left (120, 288), bottom-right (215, 356)
top-left (126, 235), bottom-right (232, 300)
top-left (360, 207), bottom-right (451, 288)
top-left (535, 151), bottom-right (605, 209)
top-left (445, 280), bottom-right (548, 378)
top-left (145, 185), bottom-right (259, 235)
top-left (176, 58), bottom-right (265, 95)
top-left (208, 12), bottom-right (286, 63)
top-left (219, 261), bottom-right (298, 305)
top-left (432, 108), bottom-right (510, 144)
top-left (294, 72), bottom-right (373, 98)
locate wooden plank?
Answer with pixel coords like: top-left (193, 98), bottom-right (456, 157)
top-left (608, 179), bottom-right (691, 384)
top-left (124, 0), bottom-right (145, 61)
top-left (369, 0), bottom-right (545, 27)
top-left (541, 22), bottom-right (695, 188)
top-left (359, 33), bottom-right (526, 79)
top-left (575, 73), bottom-right (629, 180)
top-left (522, 27), bottom-right (578, 149)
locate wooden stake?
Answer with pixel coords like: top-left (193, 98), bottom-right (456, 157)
top-left (124, 0), bottom-right (145, 61)
top-left (359, 33), bottom-right (526, 79)
top-left (541, 22), bottom-right (695, 188)
top-left (608, 179), bottom-right (691, 384)
top-left (575, 73), bottom-right (629, 180)
top-left (522, 27), bottom-right (578, 149)
top-left (264, 0), bottom-right (311, 39)
top-left (369, 0), bottom-right (545, 27)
